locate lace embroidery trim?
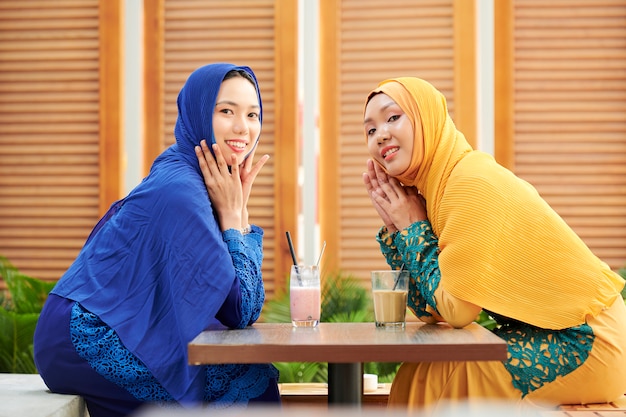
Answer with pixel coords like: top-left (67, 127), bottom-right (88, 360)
top-left (204, 364), bottom-right (278, 409)
top-left (70, 302), bottom-right (175, 404)
top-left (222, 228), bottom-right (265, 327)
top-left (494, 321), bottom-right (594, 396)
top-left (70, 302), bottom-right (278, 406)
top-left (377, 221), bottom-right (441, 318)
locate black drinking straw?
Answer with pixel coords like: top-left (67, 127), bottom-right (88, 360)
top-left (392, 263), bottom-right (405, 291)
top-left (285, 231), bottom-right (301, 278)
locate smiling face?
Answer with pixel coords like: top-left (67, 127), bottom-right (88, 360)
top-left (212, 75), bottom-right (261, 166)
top-left (364, 92), bottom-right (420, 177)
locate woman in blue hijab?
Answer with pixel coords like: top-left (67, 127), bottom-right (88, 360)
top-left (33, 63), bottom-right (280, 416)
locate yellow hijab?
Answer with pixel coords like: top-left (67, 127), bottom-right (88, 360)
top-left (367, 77), bottom-right (624, 329)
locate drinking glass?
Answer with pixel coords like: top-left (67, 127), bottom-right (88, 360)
top-left (290, 265), bottom-right (321, 327)
top-left (371, 270), bottom-right (409, 329)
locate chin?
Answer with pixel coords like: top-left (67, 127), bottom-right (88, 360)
top-left (385, 166), bottom-right (405, 178)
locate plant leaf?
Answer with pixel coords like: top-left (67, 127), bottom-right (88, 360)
top-left (0, 255), bottom-right (56, 314)
top-left (274, 362), bottom-right (325, 383)
top-left (0, 255), bottom-right (56, 373)
top-left (0, 308), bottom-right (39, 373)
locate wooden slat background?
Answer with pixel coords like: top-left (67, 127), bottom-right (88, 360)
top-left (512, 0), bottom-right (626, 270)
top-left (1, 0), bottom-right (623, 291)
top-left (0, 0), bottom-right (101, 281)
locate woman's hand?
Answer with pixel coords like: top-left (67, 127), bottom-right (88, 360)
top-left (195, 140), bottom-right (243, 232)
top-left (377, 177), bottom-right (427, 231)
top-left (363, 159), bottom-right (398, 233)
top-left (238, 144), bottom-right (270, 227)
top-left (364, 159), bottom-right (427, 231)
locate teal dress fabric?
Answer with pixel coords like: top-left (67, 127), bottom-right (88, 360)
top-left (46, 63), bottom-right (278, 406)
top-left (377, 220), bottom-right (594, 397)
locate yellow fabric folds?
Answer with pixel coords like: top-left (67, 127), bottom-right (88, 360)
top-left (368, 77), bottom-right (625, 329)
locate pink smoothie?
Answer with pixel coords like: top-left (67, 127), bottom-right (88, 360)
top-left (290, 285), bottom-right (321, 322)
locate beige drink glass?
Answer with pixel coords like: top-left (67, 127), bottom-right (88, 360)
top-left (371, 270), bottom-right (409, 329)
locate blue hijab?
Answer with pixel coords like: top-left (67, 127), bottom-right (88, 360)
top-left (174, 62), bottom-right (262, 167)
top-left (51, 63), bottom-right (263, 403)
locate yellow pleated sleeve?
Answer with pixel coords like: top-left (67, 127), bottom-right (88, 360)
top-left (437, 151), bottom-right (623, 329)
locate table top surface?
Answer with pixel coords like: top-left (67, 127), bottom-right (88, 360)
top-left (188, 322), bottom-right (507, 365)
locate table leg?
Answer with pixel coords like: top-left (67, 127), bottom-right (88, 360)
top-left (327, 362), bottom-right (362, 406)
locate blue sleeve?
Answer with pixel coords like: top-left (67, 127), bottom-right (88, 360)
top-left (215, 225), bottom-right (265, 328)
top-left (376, 221), bottom-right (442, 319)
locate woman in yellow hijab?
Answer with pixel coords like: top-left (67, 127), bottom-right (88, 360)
top-left (362, 77), bottom-right (626, 413)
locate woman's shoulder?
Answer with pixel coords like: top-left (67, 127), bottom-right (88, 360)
top-left (452, 151), bottom-right (508, 181)
top-left (151, 159), bottom-right (204, 190)
top-left (129, 160), bottom-right (209, 213)
top-left (448, 151), bottom-right (538, 199)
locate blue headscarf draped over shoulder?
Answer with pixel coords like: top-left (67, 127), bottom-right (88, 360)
top-left (51, 63), bottom-right (262, 404)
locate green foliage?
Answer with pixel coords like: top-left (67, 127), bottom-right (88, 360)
top-left (259, 286), bottom-right (290, 324)
top-left (320, 274), bottom-right (374, 323)
top-left (475, 310), bottom-right (498, 331)
top-left (270, 361), bottom-right (327, 384)
top-left (0, 256), bottom-right (56, 373)
top-left (261, 271), bottom-right (400, 384)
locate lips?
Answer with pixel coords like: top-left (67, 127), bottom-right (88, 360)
top-left (225, 140), bottom-right (248, 153)
top-left (381, 146), bottom-right (399, 160)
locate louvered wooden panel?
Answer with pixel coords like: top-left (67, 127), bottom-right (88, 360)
top-left (513, 0), bottom-right (626, 270)
top-left (329, 0), bottom-right (457, 286)
top-left (0, 0), bottom-right (100, 282)
top-left (162, 0), bottom-right (292, 297)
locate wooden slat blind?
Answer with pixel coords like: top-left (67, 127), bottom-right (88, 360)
top-left (319, 0), bottom-right (465, 286)
top-left (0, 0), bottom-right (101, 281)
top-left (512, 0), bottom-right (626, 270)
top-left (159, 0), bottom-right (298, 298)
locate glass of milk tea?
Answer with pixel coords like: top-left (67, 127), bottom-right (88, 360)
top-left (371, 270), bottom-right (409, 329)
top-left (290, 265), bottom-right (321, 327)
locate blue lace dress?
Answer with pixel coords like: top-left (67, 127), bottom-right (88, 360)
top-left (68, 230), bottom-right (278, 408)
top-left (35, 226), bottom-right (279, 416)
top-left (34, 63), bottom-right (281, 417)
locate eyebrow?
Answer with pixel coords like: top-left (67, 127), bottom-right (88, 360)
top-left (216, 100), bottom-right (260, 110)
top-left (363, 101), bottom-right (396, 125)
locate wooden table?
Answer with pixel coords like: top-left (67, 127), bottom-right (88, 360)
top-left (188, 322), bottom-right (507, 406)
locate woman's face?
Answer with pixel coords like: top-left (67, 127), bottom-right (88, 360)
top-left (364, 93), bottom-right (419, 177)
top-left (213, 76), bottom-right (261, 166)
